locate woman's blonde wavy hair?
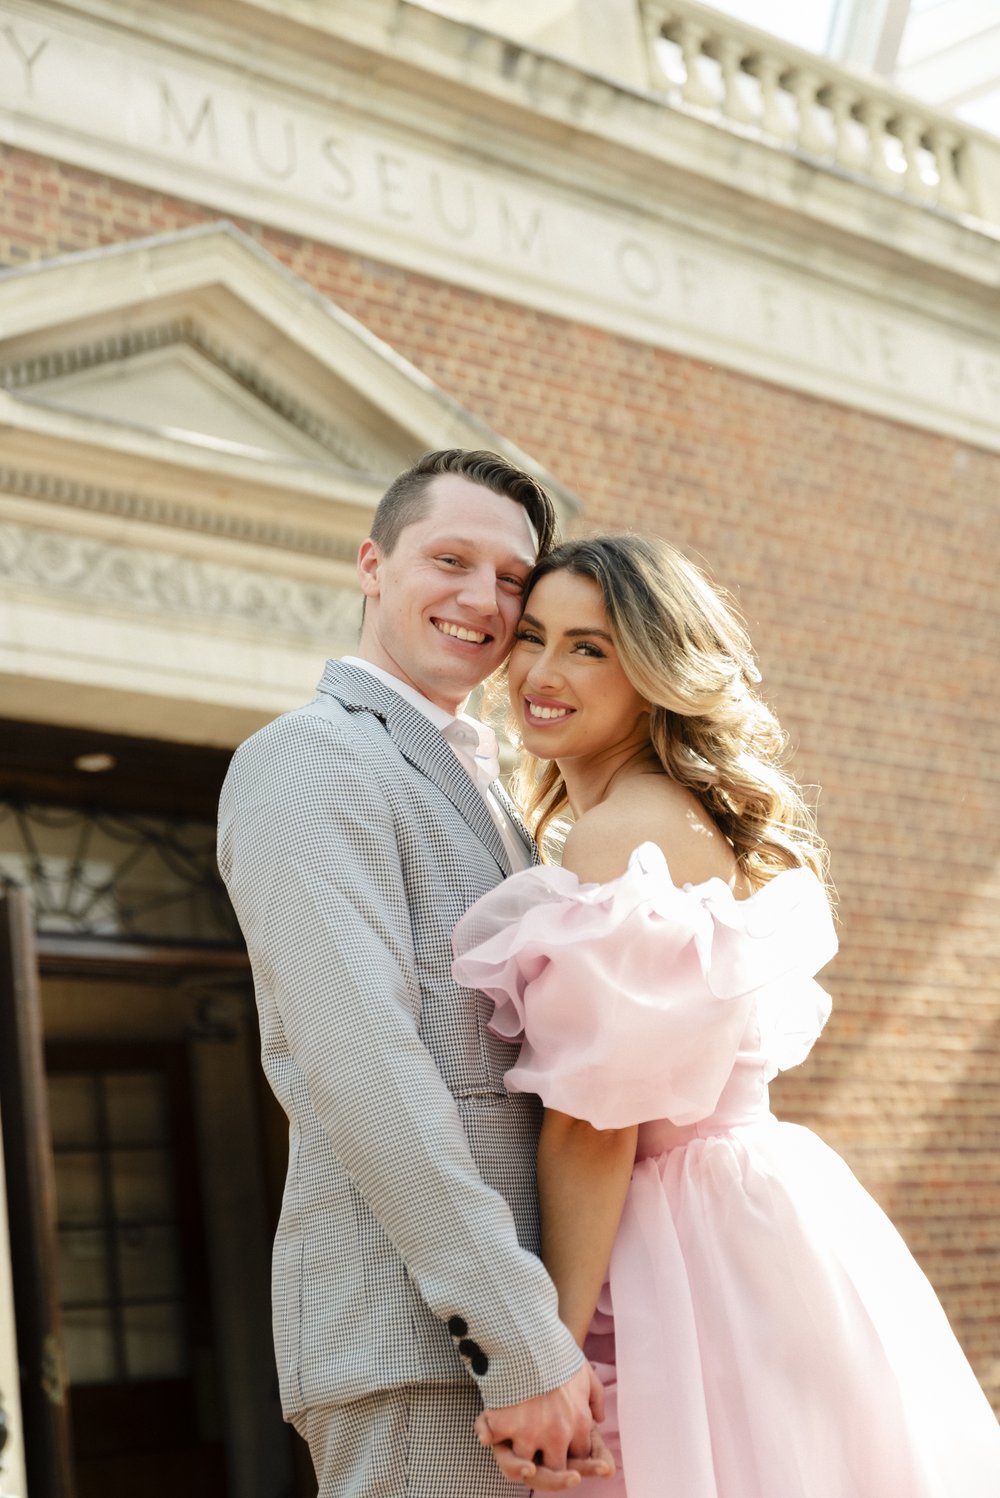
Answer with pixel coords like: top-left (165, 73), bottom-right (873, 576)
top-left (509, 534), bottom-right (831, 897)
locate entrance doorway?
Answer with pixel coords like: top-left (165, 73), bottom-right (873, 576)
top-left (48, 1040), bottom-right (225, 1498)
top-left (1, 912), bottom-right (300, 1498)
top-left (0, 728), bottom-right (304, 1498)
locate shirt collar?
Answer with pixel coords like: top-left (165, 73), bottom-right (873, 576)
top-left (341, 657), bottom-right (501, 788)
top-left (341, 657), bottom-right (457, 732)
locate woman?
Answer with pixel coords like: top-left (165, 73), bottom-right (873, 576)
top-left (453, 535), bottom-right (1000, 1497)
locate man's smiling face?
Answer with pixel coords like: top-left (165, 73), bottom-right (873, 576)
top-left (357, 473), bottom-right (539, 714)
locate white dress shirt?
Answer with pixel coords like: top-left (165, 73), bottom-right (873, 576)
top-left (341, 658), bottom-right (532, 872)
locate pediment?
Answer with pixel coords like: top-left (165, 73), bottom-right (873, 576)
top-left (21, 342), bottom-right (335, 463)
top-left (0, 221), bottom-right (580, 531)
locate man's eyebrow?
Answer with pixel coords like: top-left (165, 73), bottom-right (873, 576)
top-left (430, 536), bottom-right (531, 567)
top-left (518, 612), bottom-right (613, 642)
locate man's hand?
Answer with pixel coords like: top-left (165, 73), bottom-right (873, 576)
top-left (476, 1363), bottom-right (615, 1489)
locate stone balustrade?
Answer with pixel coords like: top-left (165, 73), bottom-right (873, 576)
top-left (638, 0), bottom-right (1000, 222)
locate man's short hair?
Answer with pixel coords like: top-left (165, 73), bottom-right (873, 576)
top-left (370, 449), bottom-right (558, 558)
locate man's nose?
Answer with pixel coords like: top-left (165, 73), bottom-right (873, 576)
top-left (458, 567), bottom-right (500, 615)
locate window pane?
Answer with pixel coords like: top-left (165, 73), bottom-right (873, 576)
top-left (123, 1302), bottom-right (187, 1379)
top-left (117, 1223), bottom-right (181, 1300)
top-left (103, 1072), bottom-right (167, 1146)
top-left (58, 1227), bottom-right (111, 1304)
top-left (63, 1307), bottom-right (117, 1384)
top-left (54, 1151), bottom-right (104, 1224)
top-left (111, 1148), bottom-right (173, 1220)
top-left (48, 1075), bottom-right (99, 1148)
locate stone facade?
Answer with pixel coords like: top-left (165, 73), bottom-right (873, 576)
top-left (0, 1), bottom-right (998, 1486)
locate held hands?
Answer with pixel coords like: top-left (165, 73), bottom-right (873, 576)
top-left (476, 1363), bottom-right (615, 1490)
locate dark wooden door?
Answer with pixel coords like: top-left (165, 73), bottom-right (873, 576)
top-left (46, 1041), bottom-right (228, 1498)
top-left (0, 890), bottom-right (76, 1498)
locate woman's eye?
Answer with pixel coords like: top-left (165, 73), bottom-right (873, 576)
top-left (514, 629), bottom-right (542, 645)
top-left (574, 641), bottom-right (605, 658)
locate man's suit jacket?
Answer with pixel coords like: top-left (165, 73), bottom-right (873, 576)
top-left (218, 661), bottom-right (582, 1419)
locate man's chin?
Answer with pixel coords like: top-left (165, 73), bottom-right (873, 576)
top-left (433, 654), bottom-right (505, 699)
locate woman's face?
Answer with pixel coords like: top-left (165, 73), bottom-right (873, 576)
top-left (508, 570), bottom-right (649, 763)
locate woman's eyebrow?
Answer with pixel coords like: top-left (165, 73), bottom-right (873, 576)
top-left (518, 612), bottom-right (613, 643)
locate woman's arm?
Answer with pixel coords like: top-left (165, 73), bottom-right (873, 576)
top-left (537, 1107), bottom-right (638, 1346)
top-left (535, 804), bottom-right (676, 1345)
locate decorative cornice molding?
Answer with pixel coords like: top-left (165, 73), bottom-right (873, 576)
top-left (0, 468), bottom-right (359, 562)
top-left (0, 518), bottom-right (361, 639)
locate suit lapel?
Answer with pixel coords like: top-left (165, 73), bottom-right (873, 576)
top-left (321, 661), bottom-right (517, 876)
top-left (491, 777), bottom-right (540, 868)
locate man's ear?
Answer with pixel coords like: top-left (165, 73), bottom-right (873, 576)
top-left (357, 538), bottom-right (382, 599)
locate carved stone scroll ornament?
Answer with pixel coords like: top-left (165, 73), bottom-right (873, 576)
top-left (0, 519), bottom-right (361, 641)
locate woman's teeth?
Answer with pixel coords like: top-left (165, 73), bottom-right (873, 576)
top-left (527, 704), bottom-right (571, 720)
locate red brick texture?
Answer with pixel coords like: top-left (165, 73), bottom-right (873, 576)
top-left (3, 142), bottom-right (998, 1407)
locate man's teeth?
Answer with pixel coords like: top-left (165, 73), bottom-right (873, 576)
top-left (528, 704), bottom-right (571, 720)
top-left (436, 622), bottom-right (487, 643)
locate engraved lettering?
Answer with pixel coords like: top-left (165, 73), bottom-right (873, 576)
top-left (798, 294), bottom-right (820, 358)
top-left (160, 82), bottom-right (220, 158)
top-left (616, 239), bottom-right (662, 299)
top-left (950, 355), bottom-right (978, 405)
top-left (322, 137), bottom-right (355, 200)
top-left (874, 322), bottom-right (905, 386)
top-left (430, 171), bottom-right (476, 238)
top-left (247, 109), bottom-right (296, 180)
top-left (499, 198), bottom-right (547, 262)
top-left (950, 353), bottom-right (997, 413)
top-left (2, 23), bottom-right (49, 95)
top-left (826, 309), bottom-right (866, 367)
top-left (757, 282), bottom-right (784, 343)
top-left (674, 255), bottom-right (709, 316)
top-left (980, 359), bottom-right (1000, 405)
top-left (376, 152), bottom-right (413, 221)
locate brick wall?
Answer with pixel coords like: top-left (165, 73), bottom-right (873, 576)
top-left (3, 141), bottom-right (998, 1405)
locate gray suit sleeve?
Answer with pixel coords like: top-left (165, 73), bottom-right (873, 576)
top-left (219, 712), bottom-right (583, 1406)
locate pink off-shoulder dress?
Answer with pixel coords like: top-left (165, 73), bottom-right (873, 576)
top-left (452, 843), bottom-right (1000, 1498)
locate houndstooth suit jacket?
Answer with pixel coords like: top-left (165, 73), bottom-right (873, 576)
top-left (218, 660), bottom-right (583, 1420)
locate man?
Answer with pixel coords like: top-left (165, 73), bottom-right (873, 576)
top-left (218, 450), bottom-right (610, 1495)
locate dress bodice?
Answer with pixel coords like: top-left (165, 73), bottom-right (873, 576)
top-left (452, 842), bottom-right (837, 1135)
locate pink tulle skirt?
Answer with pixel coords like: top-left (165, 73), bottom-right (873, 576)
top-left (574, 1116), bottom-right (1000, 1498)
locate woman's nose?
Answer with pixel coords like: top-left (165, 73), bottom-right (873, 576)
top-left (524, 649), bottom-right (563, 692)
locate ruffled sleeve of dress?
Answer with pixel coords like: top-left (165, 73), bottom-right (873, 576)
top-left (452, 842), bottom-right (837, 1130)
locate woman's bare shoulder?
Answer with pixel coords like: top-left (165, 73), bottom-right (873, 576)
top-left (563, 775), bottom-right (739, 890)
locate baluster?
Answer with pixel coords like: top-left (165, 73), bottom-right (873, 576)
top-left (749, 53), bottom-right (793, 140)
top-left (786, 68), bottom-right (829, 157)
top-left (642, 3), bottom-right (677, 94)
top-left (823, 84), bottom-right (866, 170)
top-left (714, 37), bottom-right (755, 125)
top-left (666, 20), bottom-right (718, 110)
top-left (857, 98), bottom-right (899, 186)
top-left (925, 125), bottom-right (968, 211)
top-left (895, 112), bottom-right (934, 199)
